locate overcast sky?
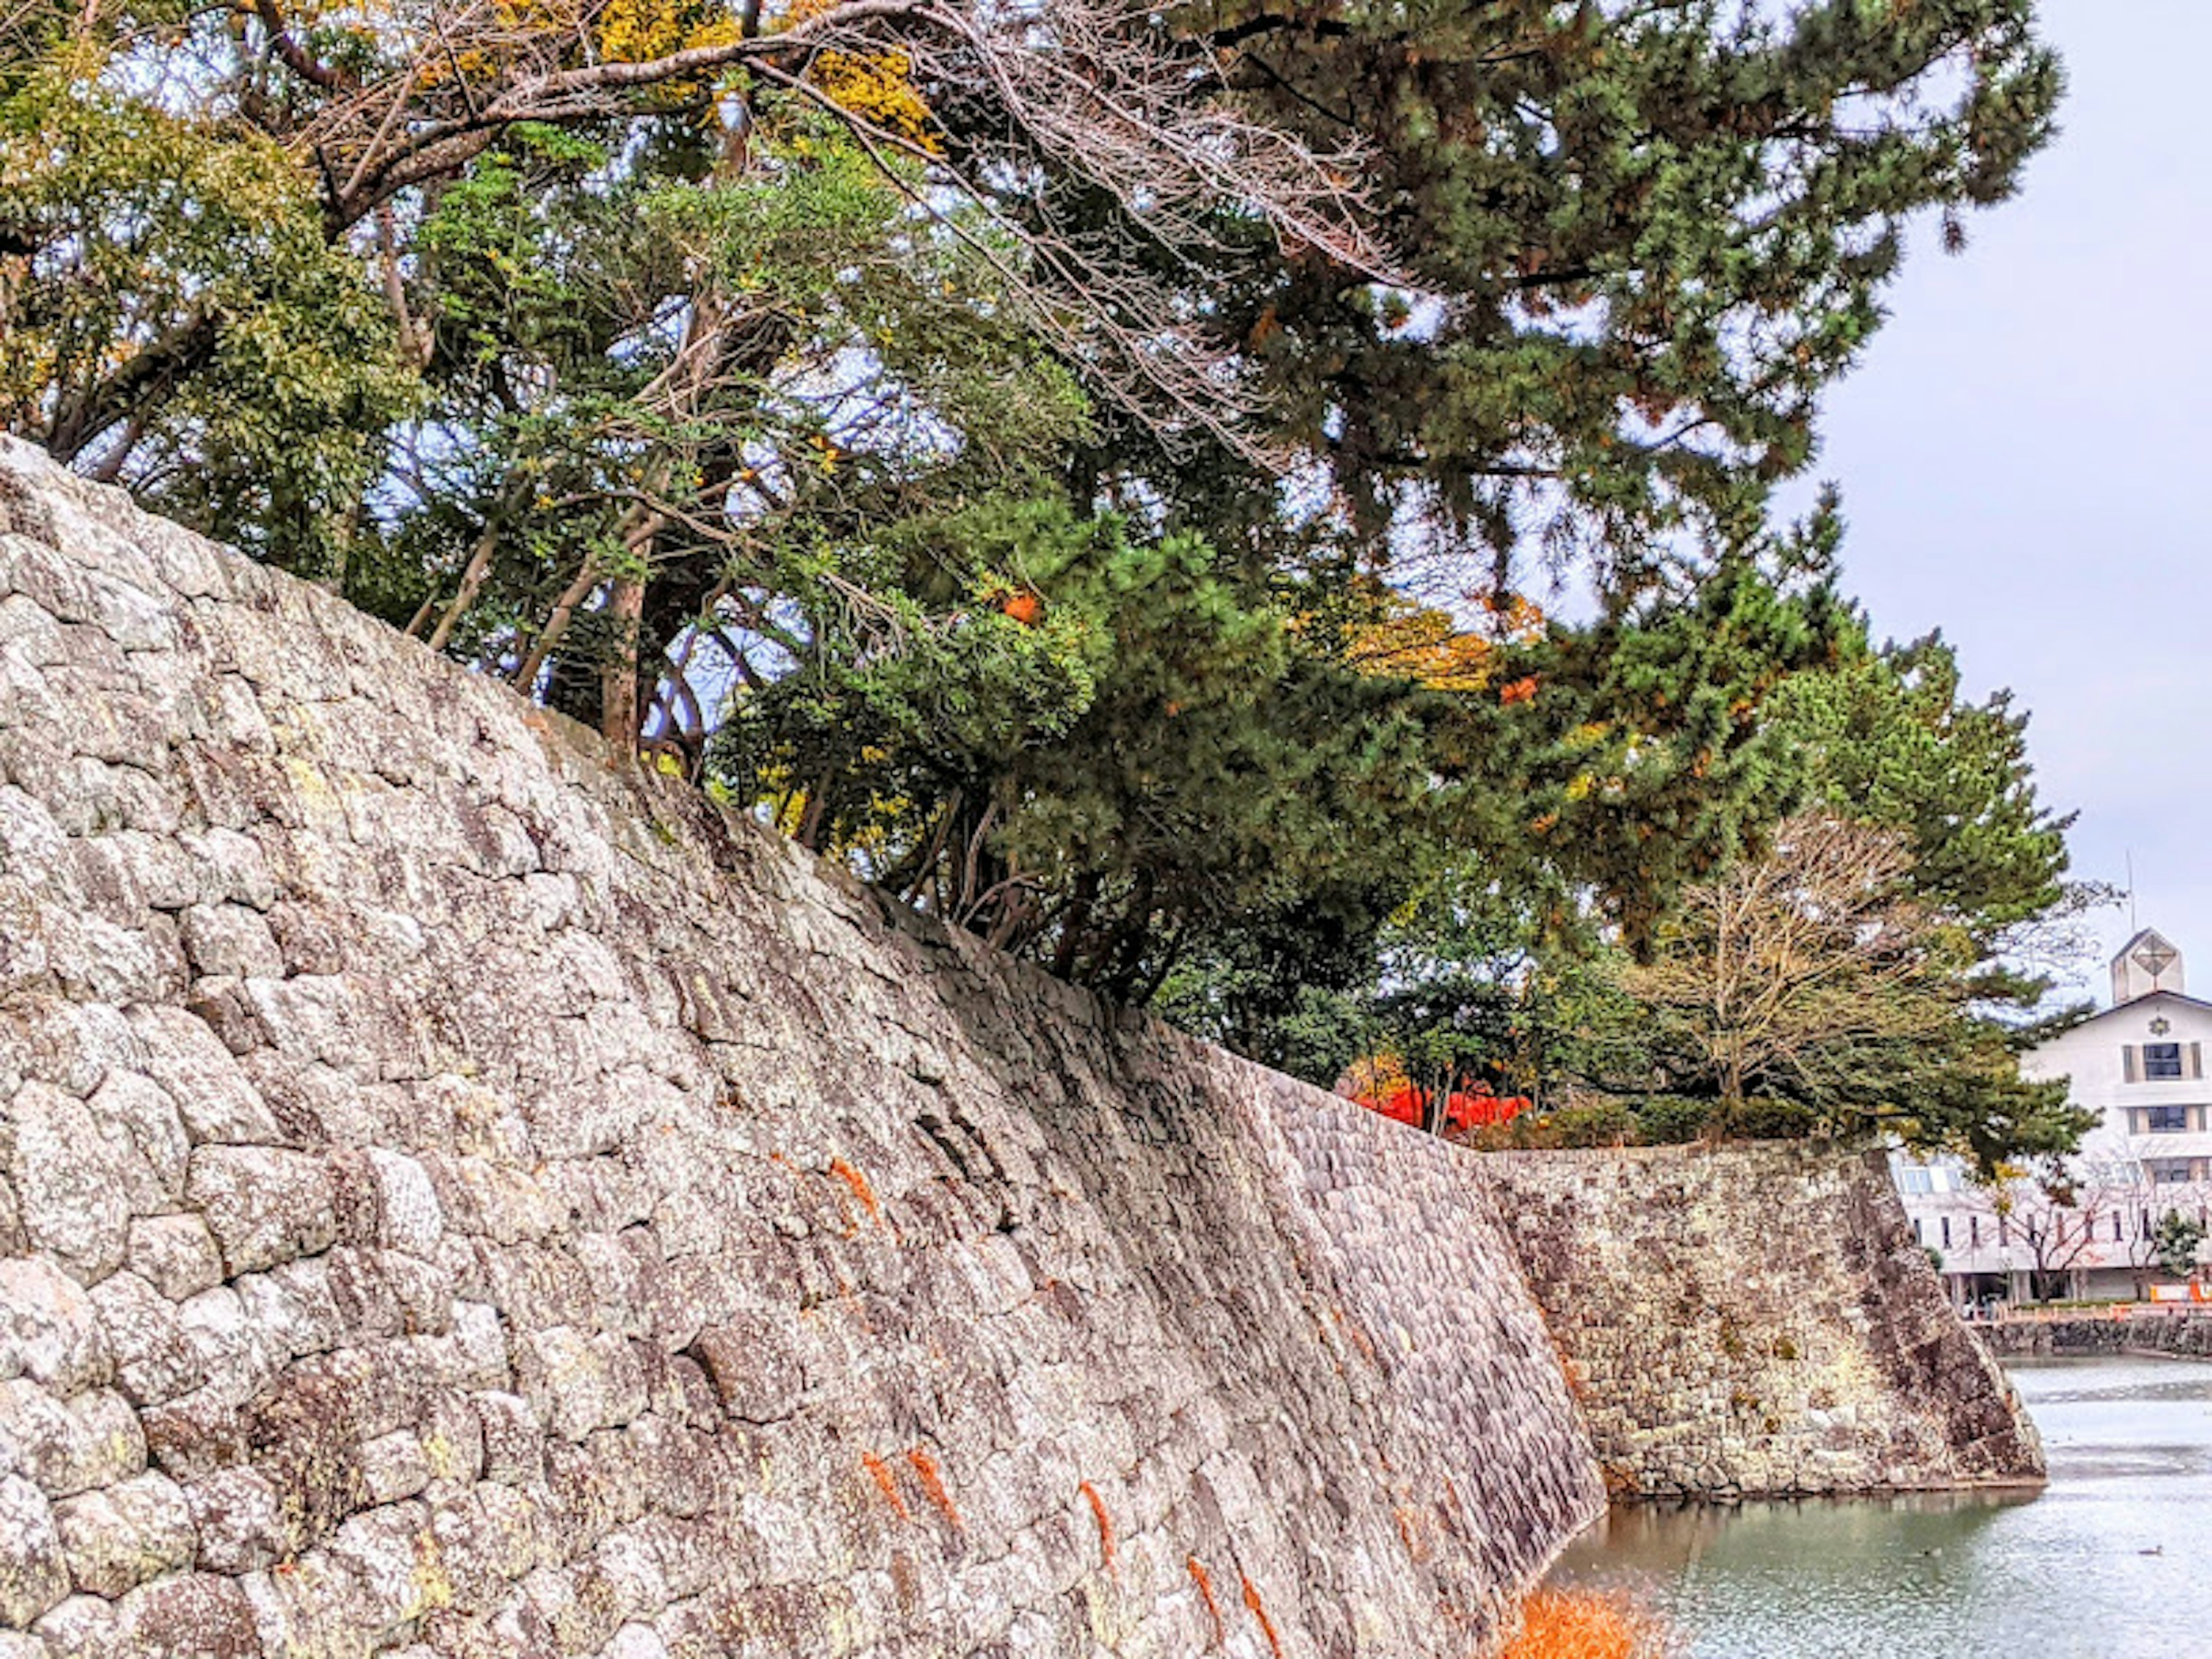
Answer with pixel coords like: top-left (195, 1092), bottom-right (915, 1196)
top-left (1777, 0), bottom-right (2209, 1003)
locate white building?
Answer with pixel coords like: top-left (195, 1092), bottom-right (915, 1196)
top-left (1894, 928), bottom-right (2212, 1306)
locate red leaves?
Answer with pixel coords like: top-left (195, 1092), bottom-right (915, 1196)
top-left (1354, 1084), bottom-right (1531, 1133)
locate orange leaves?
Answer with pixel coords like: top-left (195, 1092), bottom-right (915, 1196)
top-left (1343, 1054), bottom-right (1531, 1134)
top-left (1240, 1575), bottom-right (1285, 1659)
top-left (1498, 1589), bottom-right (1672, 1659)
top-left (1187, 1557), bottom-right (1224, 1642)
top-left (828, 1156), bottom-right (883, 1226)
top-left (863, 1445), bottom-right (959, 1529)
top-left (1000, 591), bottom-right (1043, 627)
top-left (1499, 674), bottom-right (1540, 705)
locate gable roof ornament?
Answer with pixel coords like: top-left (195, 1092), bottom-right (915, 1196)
top-left (2113, 928), bottom-right (2186, 1005)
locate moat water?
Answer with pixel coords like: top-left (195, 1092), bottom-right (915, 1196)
top-left (1548, 1354), bottom-right (2212, 1657)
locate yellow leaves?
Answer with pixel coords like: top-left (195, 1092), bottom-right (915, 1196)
top-left (1346, 605), bottom-right (1499, 692)
top-left (812, 47), bottom-right (937, 151)
top-left (1340, 587), bottom-right (1544, 695)
top-left (596, 0), bottom-right (740, 66)
top-left (778, 0), bottom-right (940, 152)
top-left (1340, 1054), bottom-right (1411, 1101)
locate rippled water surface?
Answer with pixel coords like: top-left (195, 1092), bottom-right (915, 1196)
top-left (1547, 1354), bottom-right (2212, 1657)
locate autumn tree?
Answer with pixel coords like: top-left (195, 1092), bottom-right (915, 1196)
top-left (1601, 812), bottom-right (2089, 1171)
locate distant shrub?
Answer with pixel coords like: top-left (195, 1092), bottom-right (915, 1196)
top-left (1466, 1090), bottom-right (1832, 1153)
top-left (1722, 1097), bottom-right (1821, 1140)
top-left (1471, 1101), bottom-right (1640, 1150)
top-left (1631, 1096), bottom-right (1714, 1144)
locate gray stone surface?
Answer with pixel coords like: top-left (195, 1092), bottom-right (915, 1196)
top-left (1485, 1143), bottom-right (2047, 1496)
top-left (0, 439), bottom-right (1607, 1654)
top-left (1979, 1312), bottom-right (2212, 1359)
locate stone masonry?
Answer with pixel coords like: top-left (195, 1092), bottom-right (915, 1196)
top-left (0, 437), bottom-right (1607, 1656)
top-left (1485, 1143), bottom-right (2046, 1497)
top-left (1980, 1313), bottom-right (2212, 1360)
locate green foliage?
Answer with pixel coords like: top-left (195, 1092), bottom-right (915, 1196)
top-left (1173, 0), bottom-right (2062, 578)
top-left (718, 494), bottom-right (1448, 999)
top-left (1766, 628), bottom-right (2079, 941)
top-left (1171, 532), bottom-right (1849, 1098)
top-left (2154, 1211), bottom-right (2206, 1280)
top-left (0, 61), bottom-right (418, 574)
top-left (366, 100), bottom-right (1088, 728)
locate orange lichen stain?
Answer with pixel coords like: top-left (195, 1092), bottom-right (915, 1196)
top-left (830, 1158), bottom-right (884, 1226)
top-left (832, 1271), bottom-right (873, 1330)
top-left (861, 1452), bottom-right (910, 1520)
top-left (907, 1446), bottom-right (961, 1527)
top-left (1241, 1574), bottom-right (1285, 1659)
top-left (1497, 1589), bottom-right (1670, 1659)
top-left (1394, 1505), bottom-right (1427, 1560)
top-left (1186, 1557), bottom-right (1223, 1643)
top-left (1079, 1481), bottom-right (1116, 1571)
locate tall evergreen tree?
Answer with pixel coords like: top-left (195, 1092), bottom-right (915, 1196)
top-left (1160, 0), bottom-right (2062, 590)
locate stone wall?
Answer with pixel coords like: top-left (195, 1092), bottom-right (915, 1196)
top-left (0, 438), bottom-right (1605, 1656)
top-left (1484, 1143), bottom-right (2045, 1497)
top-left (1980, 1314), bottom-right (2212, 1360)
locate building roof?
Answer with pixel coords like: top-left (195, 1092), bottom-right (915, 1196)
top-left (2054, 986), bottom-right (2212, 1030)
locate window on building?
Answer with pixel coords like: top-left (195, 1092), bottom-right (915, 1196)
top-left (2145, 1042), bottom-right (2186, 1079)
top-left (2146, 1105), bottom-right (2191, 1133)
top-left (1898, 1166), bottom-right (1935, 1195)
top-left (1913, 1218), bottom-right (1925, 1245)
top-left (1941, 1217), bottom-right (1952, 1248)
top-left (1971, 1215), bottom-right (1981, 1247)
top-left (2150, 1160), bottom-right (2194, 1185)
top-left (2114, 1213), bottom-right (2124, 1242)
top-left (1998, 1216), bottom-right (2010, 1247)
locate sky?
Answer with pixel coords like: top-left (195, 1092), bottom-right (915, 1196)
top-left (1776, 0), bottom-right (2212, 1003)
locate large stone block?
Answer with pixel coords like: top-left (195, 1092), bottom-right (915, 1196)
top-left (52, 1470), bottom-right (196, 1597)
top-left (5, 1081), bottom-right (131, 1283)
top-left (0, 1476), bottom-right (69, 1628)
top-left (0, 1258), bottom-right (111, 1394)
top-left (185, 1146), bottom-right (337, 1275)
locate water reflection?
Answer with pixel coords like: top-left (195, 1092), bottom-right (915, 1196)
top-left (1548, 1355), bottom-right (2212, 1658)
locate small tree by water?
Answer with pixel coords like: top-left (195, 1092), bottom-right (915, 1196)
top-left (2154, 1211), bottom-right (2207, 1281)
